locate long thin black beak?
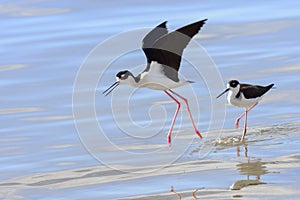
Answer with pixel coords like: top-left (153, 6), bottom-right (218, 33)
top-left (103, 81), bottom-right (119, 96)
top-left (216, 88), bottom-right (229, 99)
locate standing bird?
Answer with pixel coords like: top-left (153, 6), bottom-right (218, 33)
top-left (103, 19), bottom-right (208, 145)
top-left (217, 80), bottom-right (274, 140)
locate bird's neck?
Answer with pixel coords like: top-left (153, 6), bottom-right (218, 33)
top-left (125, 75), bottom-right (140, 87)
top-left (228, 89), bottom-right (240, 99)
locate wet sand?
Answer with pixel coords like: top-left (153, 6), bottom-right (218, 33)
top-left (1, 122), bottom-right (299, 199)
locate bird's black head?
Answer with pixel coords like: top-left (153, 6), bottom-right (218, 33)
top-left (216, 80), bottom-right (240, 99)
top-left (103, 70), bottom-right (137, 96)
top-left (116, 70), bottom-right (138, 84)
top-left (116, 70), bottom-right (131, 80)
top-left (228, 80), bottom-right (240, 88)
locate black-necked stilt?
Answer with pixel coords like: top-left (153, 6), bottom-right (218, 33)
top-left (217, 80), bottom-right (274, 140)
top-left (103, 19), bottom-right (208, 145)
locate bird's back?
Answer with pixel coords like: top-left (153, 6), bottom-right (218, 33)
top-left (228, 83), bottom-right (274, 108)
top-left (240, 84), bottom-right (274, 99)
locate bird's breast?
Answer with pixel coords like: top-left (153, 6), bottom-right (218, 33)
top-left (138, 71), bottom-right (187, 90)
top-left (227, 91), bottom-right (261, 108)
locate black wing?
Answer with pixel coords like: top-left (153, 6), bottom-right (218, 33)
top-left (240, 84), bottom-right (274, 99)
top-left (151, 19), bottom-right (207, 81)
top-left (153, 19), bottom-right (207, 70)
top-left (142, 21), bottom-right (168, 71)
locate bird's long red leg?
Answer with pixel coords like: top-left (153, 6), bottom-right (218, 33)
top-left (164, 90), bottom-right (181, 145)
top-left (235, 102), bottom-right (258, 128)
top-left (235, 112), bottom-right (245, 129)
top-left (242, 109), bottom-right (248, 140)
top-left (241, 102), bottom-right (258, 140)
top-left (169, 89), bottom-right (202, 139)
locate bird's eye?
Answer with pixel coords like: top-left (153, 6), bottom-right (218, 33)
top-left (116, 70), bottom-right (130, 80)
top-left (229, 80), bottom-right (239, 88)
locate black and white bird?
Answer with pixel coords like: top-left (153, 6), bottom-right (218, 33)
top-left (217, 80), bottom-right (274, 140)
top-left (103, 19), bottom-right (208, 145)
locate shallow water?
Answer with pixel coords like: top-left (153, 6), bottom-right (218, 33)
top-left (1, 0), bottom-right (300, 199)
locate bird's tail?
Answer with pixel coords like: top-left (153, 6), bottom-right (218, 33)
top-left (186, 80), bottom-right (195, 84)
top-left (268, 83), bottom-right (276, 89)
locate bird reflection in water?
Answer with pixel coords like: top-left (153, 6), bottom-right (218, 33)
top-left (237, 142), bottom-right (248, 157)
top-left (231, 144), bottom-right (268, 190)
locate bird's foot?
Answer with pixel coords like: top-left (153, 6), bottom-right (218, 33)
top-left (195, 129), bottom-right (202, 139)
top-left (167, 134), bottom-right (172, 147)
top-left (240, 136), bottom-right (245, 141)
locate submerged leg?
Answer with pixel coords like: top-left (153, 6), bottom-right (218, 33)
top-left (169, 89), bottom-right (202, 139)
top-left (164, 90), bottom-right (181, 145)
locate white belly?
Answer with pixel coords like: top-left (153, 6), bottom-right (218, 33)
top-left (139, 62), bottom-right (188, 90)
top-left (227, 91), bottom-right (261, 109)
top-left (139, 73), bottom-right (187, 90)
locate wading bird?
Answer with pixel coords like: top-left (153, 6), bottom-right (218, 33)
top-left (103, 19), bottom-right (208, 145)
top-left (217, 80), bottom-right (274, 140)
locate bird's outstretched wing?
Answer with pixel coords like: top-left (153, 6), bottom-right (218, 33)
top-left (141, 19), bottom-right (207, 82)
top-left (142, 21), bottom-right (168, 71)
top-left (152, 19), bottom-right (207, 72)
